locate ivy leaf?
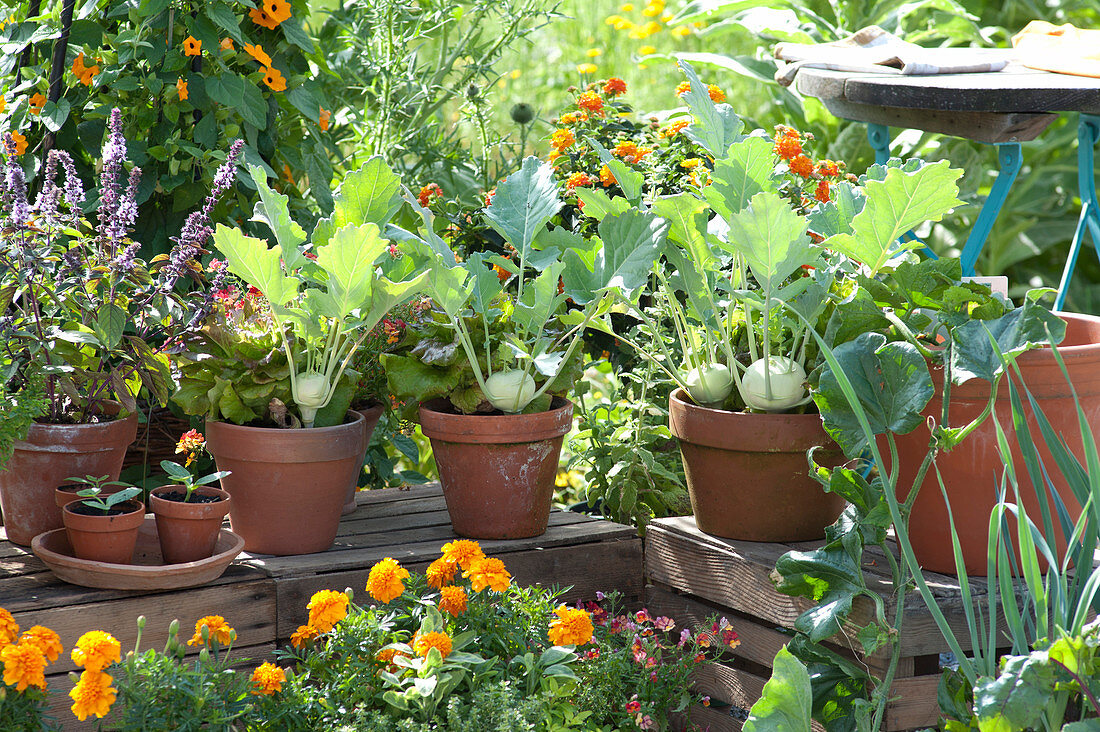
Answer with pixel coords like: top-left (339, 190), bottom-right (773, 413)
top-left (742, 647), bottom-right (813, 732)
top-left (678, 60), bottom-right (746, 157)
top-left (483, 156), bottom-right (561, 256)
top-left (312, 157), bottom-right (403, 248)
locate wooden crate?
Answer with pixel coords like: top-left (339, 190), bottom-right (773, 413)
top-left (647, 515), bottom-right (1007, 732)
top-left (0, 483), bottom-right (643, 731)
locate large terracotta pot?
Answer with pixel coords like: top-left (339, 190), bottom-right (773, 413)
top-left (149, 485), bottom-right (232, 564)
top-left (342, 405), bottom-right (384, 515)
top-left (891, 312), bottom-right (1100, 575)
top-left (205, 412), bottom-right (367, 556)
top-left (62, 499), bottom-right (146, 564)
top-left (0, 410), bottom-right (138, 546)
top-left (420, 397), bottom-right (573, 540)
top-left (669, 389), bottom-right (845, 541)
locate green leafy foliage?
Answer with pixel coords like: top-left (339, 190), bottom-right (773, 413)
top-left (743, 647), bottom-right (813, 732)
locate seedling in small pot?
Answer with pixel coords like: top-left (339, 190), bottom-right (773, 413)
top-left (66, 475), bottom-right (142, 515)
top-left (159, 461), bottom-right (231, 503)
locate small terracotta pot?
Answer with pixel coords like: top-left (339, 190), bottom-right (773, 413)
top-left (62, 499), bottom-right (146, 564)
top-left (0, 407), bottom-right (137, 546)
top-left (206, 412), bottom-right (367, 555)
top-left (149, 486), bottom-right (232, 564)
top-left (669, 389), bottom-right (846, 541)
top-left (420, 397), bottom-right (573, 540)
top-left (342, 405), bottom-right (384, 515)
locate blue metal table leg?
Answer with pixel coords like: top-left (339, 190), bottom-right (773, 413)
top-left (867, 123), bottom-right (891, 165)
top-left (1055, 114), bottom-right (1100, 311)
top-left (959, 143), bottom-right (1022, 277)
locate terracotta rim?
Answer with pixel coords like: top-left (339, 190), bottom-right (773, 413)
top-left (149, 486), bottom-right (231, 520)
top-left (420, 396), bottom-right (573, 444)
top-left (17, 408), bottom-right (138, 452)
top-left (205, 411), bottom-right (366, 462)
top-left (669, 389), bottom-right (829, 453)
top-left (62, 499), bottom-right (146, 531)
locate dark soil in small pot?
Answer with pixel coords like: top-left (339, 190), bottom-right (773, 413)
top-left (150, 486), bottom-right (232, 565)
top-left (419, 397), bottom-right (573, 540)
top-left (55, 482), bottom-right (129, 510)
top-left (62, 499), bottom-right (146, 564)
top-left (669, 388), bottom-right (846, 541)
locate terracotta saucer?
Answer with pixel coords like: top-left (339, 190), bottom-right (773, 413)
top-left (31, 517), bottom-right (244, 590)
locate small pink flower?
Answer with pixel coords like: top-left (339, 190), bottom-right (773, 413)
top-left (635, 609), bottom-right (652, 623)
top-left (654, 616), bottom-right (675, 632)
top-left (636, 714), bottom-right (656, 730)
top-left (678, 628), bottom-right (691, 647)
top-left (625, 700), bottom-right (641, 714)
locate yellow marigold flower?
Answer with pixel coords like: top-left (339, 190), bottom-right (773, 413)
top-left (440, 539), bottom-right (486, 570)
top-left (262, 66), bottom-right (287, 92)
top-left (0, 607), bottom-right (19, 646)
top-left (2, 641), bottom-right (45, 691)
top-left (20, 626), bottom-right (61, 663)
top-left (176, 77), bottom-right (188, 101)
top-left (548, 606), bottom-right (594, 646)
top-left (586, 48), bottom-right (602, 57)
top-left (69, 669), bottom-right (116, 721)
top-left (607, 15), bottom-right (634, 30)
top-left (29, 93), bottom-right (46, 114)
top-left (71, 631), bottom-right (120, 672)
top-left (183, 36), bottom-right (201, 57)
top-left (463, 556), bottom-right (511, 592)
top-left (307, 590), bottom-right (349, 631)
top-left (438, 586), bottom-right (468, 617)
top-left (243, 42), bottom-right (272, 67)
top-left (250, 662), bottom-right (285, 695)
top-left (576, 63), bottom-right (598, 75)
top-left (290, 624), bottom-right (320, 649)
top-left (249, 6), bottom-right (280, 30)
top-left (619, 2), bottom-right (634, 10)
top-left (220, 37), bottom-right (234, 50)
top-left (413, 631), bottom-right (452, 659)
top-left (708, 84), bottom-right (726, 103)
top-left (671, 25), bottom-right (692, 38)
top-left (425, 557), bottom-right (458, 589)
top-left (264, 0), bottom-right (292, 24)
top-left (680, 157), bottom-right (703, 169)
top-left (187, 616), bottom-right (234, 648)
top-left (366, 557), bottom-right (410, 604)
top-left (638, 45), bottom-right (657, 55)
top-left (643, 3), bottom-right (663, 18)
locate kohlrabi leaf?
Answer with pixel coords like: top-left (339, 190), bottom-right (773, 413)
top-left (949, 299), bottom-right (1066, 383)
top-left (532, 226), bottom-right (589, 271)
top-left (483, 156), bottom-right (562, 256)
top-left (402, 190), bottom-right (460, 265)
top-left (576, 188), bottom-right (631, 221)
top-left (249, 165), bottom-right (307, 270)
top-left (742, 647), bottom-right (813, 732)
top-left (824, 161), bottom-right (963, 276)
top-left (464, 252), bottom-right (505, 317)
top-left (425, 260), bottom-right (473, 319)
top-left (678, 60), bottom-right (745, 158)
top-left (359, 273), bottom-right (430, 333)
top-left (512, 261), bottom-right (566, 335)
top-left (813, 332), bottom-right (934, 459)
top-left (312, 156), bottom-right (403, 248)
top-left (315, 223), bottom-right (388, 320)
top-left (563, 210), bottom-right (668, 305)
top-left (719, 191), bottom-right (814, 293)
top-left (704, 135), bottom-right (776, 222)
top-left (212, 224), bottom-right (300, 308)
top-left (586, 138), bottom-right (644, 204)
top-left (652, 193), bottom-right (713, 272)
top-left (806, 180), bottom-right (863, 237)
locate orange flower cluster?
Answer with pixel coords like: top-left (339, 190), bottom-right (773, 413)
top-left (612, 141), bottom-right (652, 164)
top-left (71, 52), bottom-right (100, 86)
top-left (187, 615), bottom-right (235, 647)
top-left (771, 125), bottom-right (845, 203)
top-left (417, 182), bottom-right (443, 208)
top-left (551, 128), bottom-right (576, 153)
top-left (250, 0), bottom-right (292, 30)
top-left (674, 81), bottom-right (725, 103)
top-left (69, 629), bottom-right (119, 721)
top-left (566, 171), bottom-right (592, 190)
top-left (547, 605), bottom-right (594, 646)
top-left (250, 662), bottom-right (285, 695)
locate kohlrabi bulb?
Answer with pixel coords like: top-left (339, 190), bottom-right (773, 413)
top-left (742, 356), bottom-right (807, 412)
top-left (484, 370), bottom-right (537, 413)
top-left (295, 371), bottom-right (329, 407)
top-left (684, 363), bottom-right (733, 407)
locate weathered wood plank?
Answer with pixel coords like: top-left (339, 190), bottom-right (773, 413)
top-left (819, 99), bottom-right (1056, 143)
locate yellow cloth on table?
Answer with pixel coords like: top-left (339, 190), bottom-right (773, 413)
top-left (1013, 21), bottom-right (1100, 78)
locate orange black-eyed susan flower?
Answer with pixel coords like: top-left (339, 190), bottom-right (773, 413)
top-left (183, 36), bottom-right (201, 56)
top-left (262, 66), bottom-right (287, 92)
top-left (263, 0), bottom-right (292, 23)
top-left (220, 37), bottom-right (234, 50)
top-left (29, 93), bottom-right (46, 114)
top-left (319, 107), bottom-right (331, 131)
top-left (249, 7), bottom-right (280, 29)
top-left (243, 43), bottom-right (272, 67)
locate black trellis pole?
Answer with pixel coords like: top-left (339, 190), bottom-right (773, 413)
top-left (42, 0), bottom-right (77, 154)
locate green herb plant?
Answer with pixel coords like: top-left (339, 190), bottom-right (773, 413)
top-left (158, 461), bottom-right (231, 503)
top-left (67, 474), bottom-right (141, 515)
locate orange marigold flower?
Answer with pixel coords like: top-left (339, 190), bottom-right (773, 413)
top-left (548, 606), bottom-right (594, 646)
top-left (290, 624), bottom-right (320, 649)
top-left (0, 607), bottom-right (19, 645)
top-left (187, 616), bottom-right (234, 648)
top-left (603, 77), bottom-right (627, 96)
top-left (440, 539), bottom-right (485, 570)
top-left (250, 662), bottom-right (285, 695)
top-left (69, 669), bottom-right (115, 721)
top-left (366, 557), bottom-right (410, 604)
top-left (425, 556), bottom-right (458, 589)
top-left (2, 641), bottom-right (46, 691)
top-left (376, 646), bottom-right (410, 668)
top-left (307, 590), bottom-right (349, 631)
top-left (220, 37), bottom-right (234, 50)
top-left (463, 556), bottom-right (511, 592)
top-left (438, 586), bottom-right (468, 617)
top-left (413, 631), bottom-right (452, 659)
top-left (814, 179), bottom-right (831, 203)
top-left (29, 93), bottom-right (46, 114)
top-left (674, 81), bottom-right (691, 96)
top-left (183, 36), bottom-right (201, 57)
top-left (789, 153), bottom-right (814, 178)
top-left (707, 84), bottom-right (726, 103)
top-left (262, 66), bottom-right (287, 92)
top-left (319, 106), bottom-right (331, 131)
top-left (249, 7), bottom-right (280, 30)
top-left (176, 77), bottom-right (188, 101)
top-left (20, 626), bottom-right (62, 663)
top-left (576, 91), bottom-right (603, 114)
top-left (264, 0), bottom-right (292, 23)
top-left (566, 171), bottom-right (592, 189)
top-left (550, 128), bottom-right (576, 152)
top-left (71, 631), bottom-right (120, 672)
top-left (417, 183), bottom-right (443, 208)
top-left (599, 164), bottom-right (616, 187)
top-left (8, 131), bottom-right (26, 156)
top-left (773, 134), bottom-right (802, 161)
top-left (661, 119), bottom-right (690, 137)
top-left (243, 43), bottom-right (272, 67)
top-left (817, 159), bottom-right (840, 177)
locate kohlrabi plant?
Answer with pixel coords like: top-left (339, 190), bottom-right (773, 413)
top-left (385, 155), bottom-right (667, 415)
top-left (212, 161), bottom-right (428, 427)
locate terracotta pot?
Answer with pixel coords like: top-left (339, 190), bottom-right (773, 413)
top-left (420, 397), bottom-right (573, 539)
top-left (56, 482), bottom-right (129, 510)
top-left (890, 312), bottom-right (1100, 575)
top-left (342, 405), bottom-right (384, 515)
top-left (149, 485), bottom-right (232, 564)
top-left (669, 389), bottom-right (846, 541)
top-left (0, 408), bottom-right (138, 546)
top-left (62, 499), bottom-right (146, 564)
top-left (205, 412), bottom-right (367, 555)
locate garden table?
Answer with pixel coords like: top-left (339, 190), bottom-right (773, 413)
top-left (794, 66), bottom-right (1100, 308)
